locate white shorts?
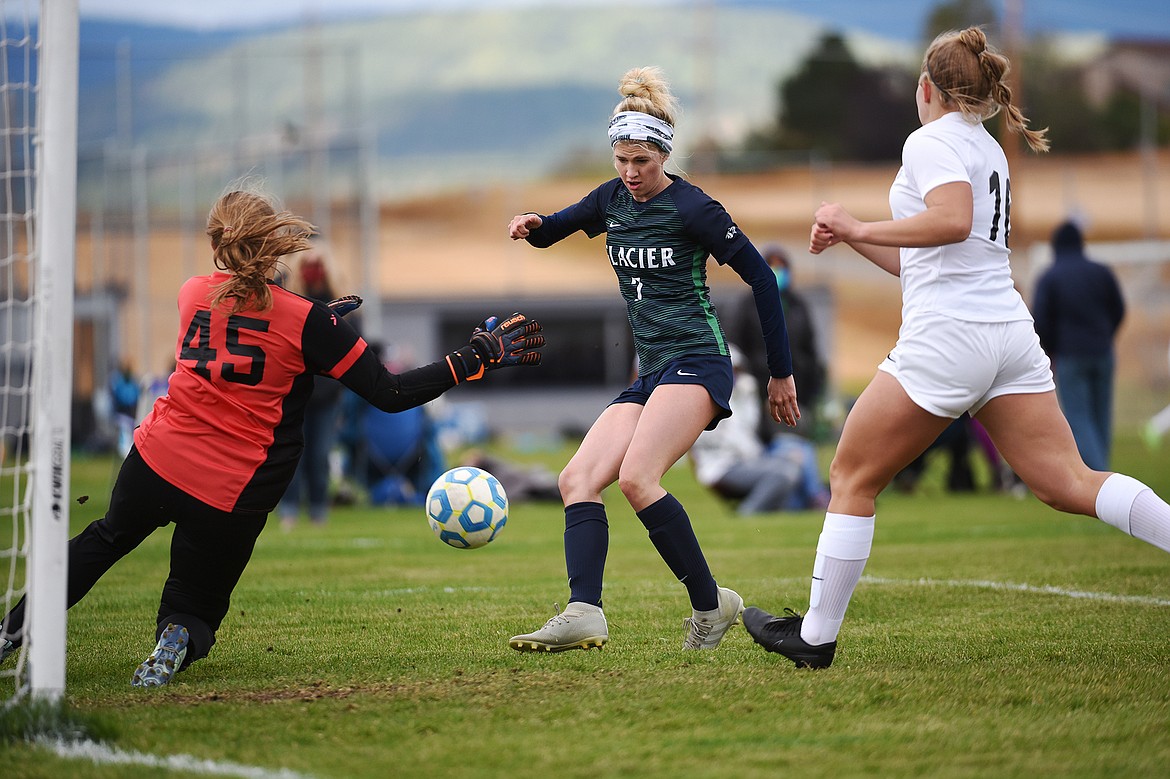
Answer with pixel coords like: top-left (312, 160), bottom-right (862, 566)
top-left (878, 313), bottom-right (1055, 418)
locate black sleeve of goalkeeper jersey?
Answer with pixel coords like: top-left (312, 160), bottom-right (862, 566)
top-left (337, 347), bottom-right (459, 413)
top-left (299, 298), bottom-right (460, 413)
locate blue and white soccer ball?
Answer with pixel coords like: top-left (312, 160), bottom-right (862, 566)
top-left (425, 466), bottom-right (508, 549)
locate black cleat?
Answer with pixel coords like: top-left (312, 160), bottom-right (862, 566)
top-left (743, 606), bottom-right (836, 669)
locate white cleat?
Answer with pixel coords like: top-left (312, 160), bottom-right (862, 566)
top-left (683, 587), bottom-right (744, 650)
top-left (509, 602), bottom-right (608, 652)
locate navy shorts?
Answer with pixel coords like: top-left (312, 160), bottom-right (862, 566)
top-left (610, 355), bottom-right (734, 431)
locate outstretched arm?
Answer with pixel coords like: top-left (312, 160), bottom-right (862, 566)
top-left (322, 312), bottom-right (545, 413)
top-left (810, 182), bottom-right (973, 276)
top-left (811, 219), bottom-right (902, 276)
top-left (508, 213), bottom-right (543, 240)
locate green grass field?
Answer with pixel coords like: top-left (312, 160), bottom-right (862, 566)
top-left (4, 432), bottom-right (1170, 778)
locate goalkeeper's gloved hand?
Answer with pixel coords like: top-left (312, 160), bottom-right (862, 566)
top-left (470, 312), bottom-right (544, 369)
top-left (327, 295), bottom-right (363, 318)
top-left (445, 312), bottom-right (545, 383)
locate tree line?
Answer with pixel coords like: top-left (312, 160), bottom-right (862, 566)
top-left (740, 0), bottom-right (1169, 164)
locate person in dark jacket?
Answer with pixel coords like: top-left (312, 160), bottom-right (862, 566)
top-left (278, 247), bottom-right (346, 528)
top-left (726, 244), bottom-right (826, 443)
top-left (1032, 220), bottom-right (1125, 471)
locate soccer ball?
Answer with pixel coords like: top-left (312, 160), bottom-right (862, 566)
top-left (425, 466), bottom-right (508, 549)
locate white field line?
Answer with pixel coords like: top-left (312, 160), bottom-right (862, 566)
top-left (38, 738), bottom-right (316, 779)
top-left (376, 579), bottom-right (1170, 606)
top-left (29, 577), bottom-right (1166, 774)
top-left (861, 576), bottom-right (1170, 607)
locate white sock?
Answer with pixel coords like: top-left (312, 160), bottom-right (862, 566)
top-left (801, 512), bottom-right (875, 646)
top-left (1131, 491), bottom-right (1170, 553)
top-left (1095, 473), bottom-right (1170, 553)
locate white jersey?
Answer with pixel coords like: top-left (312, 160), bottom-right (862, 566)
top-left (889, 112), bottom-right (1032, 324)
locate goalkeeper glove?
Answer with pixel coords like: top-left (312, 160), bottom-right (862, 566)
top-left (445, 312), bottom-right (545, 383)
top-left (470, 312), bottom-right (544, 369)
top-left (327, 295), bottom-right (363, 317)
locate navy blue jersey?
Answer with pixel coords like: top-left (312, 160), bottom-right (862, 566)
top-left (528, 175), bottom-right (772, 375)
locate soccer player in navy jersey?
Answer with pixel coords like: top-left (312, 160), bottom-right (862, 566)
top-left (744, 27), bottom-right (1170, 670)
top-left (506, 66), bottom-right (799, 652)
top-left (0, 185), bottom-right (545, 686)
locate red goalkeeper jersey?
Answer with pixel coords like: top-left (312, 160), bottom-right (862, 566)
top-left (135, 273), bottom-right (458, 514)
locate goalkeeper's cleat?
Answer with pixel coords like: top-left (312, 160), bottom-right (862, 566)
top-left (742, 607), bottom-right (836, 669)
top-left (0, 639), bottom-right (16, 664)
top-left (682, 586), bottom-right (744, 650)
top-left (509, 602), bottom-right (608, 652)
top-left (131, 623), bottom-right (189, 688)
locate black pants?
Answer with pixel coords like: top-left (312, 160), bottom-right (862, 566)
top-left (2, 445), bottom-right (267, 671)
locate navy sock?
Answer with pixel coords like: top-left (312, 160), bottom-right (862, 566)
top-left (564, 502), bottom-right (609, 607)
top-left (636, 493), bottom-right (718, 611)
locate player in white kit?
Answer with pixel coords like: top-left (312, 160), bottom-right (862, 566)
top-left (743, 26), bottom-right (1170, 668)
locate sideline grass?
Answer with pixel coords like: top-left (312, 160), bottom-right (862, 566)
top-left (4, 434), bottom-right (1169, 778)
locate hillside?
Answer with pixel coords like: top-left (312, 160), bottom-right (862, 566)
top-left (101, 3), bottom-right (913, 195)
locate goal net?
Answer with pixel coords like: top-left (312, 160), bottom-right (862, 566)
top-left (1, 0), bottom-right (78, 706)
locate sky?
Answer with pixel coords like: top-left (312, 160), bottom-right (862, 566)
top-left (76, 0), bottom-right (1170, 41)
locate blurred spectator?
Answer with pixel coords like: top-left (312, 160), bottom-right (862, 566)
top-left (691, 346), bottom-right (828, 515)
top-left (1145, 341), bottom-right (1170, 450)
top-left (110, 361), bottom-right (141, 456)
top-left (278, 245), bottom-right (346, 528)
top-left (894, 414), bottom-right (1026, 496)
top-left (725, 243), bottom-right (826, 442)
top-left (1032, 220), bottom-right (1125, 471)
top-left (969, 417), bottom-right (1028, 498)
top-left (356, 401), bottom-right (446, 506)
top-left (136, 362), bottom-right (174, 423)
top-left (893, 415), bottom-right (977, 493)
top-left (337, 341), bottom-right (450, 507)
top-left (464, 451), bottom-right (562, 503)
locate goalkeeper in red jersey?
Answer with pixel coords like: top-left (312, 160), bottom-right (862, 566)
top-left (0, 184), bottom-right (544, 686)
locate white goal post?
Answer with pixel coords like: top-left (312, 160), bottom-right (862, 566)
top-left (1, 0), bottom-right (78, 705)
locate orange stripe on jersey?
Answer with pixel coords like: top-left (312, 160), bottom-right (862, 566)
top-left (327, 338), bottom-right (367, 379)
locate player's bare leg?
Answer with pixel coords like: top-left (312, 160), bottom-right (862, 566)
top-left (978, 391), bottom-right (1170, 553)
top-left (622, 384), bottom-right (744, 649)
top-left (746, 371), bottom-right (952, 666)
top-left (509, 403), bottom-right (641, 652)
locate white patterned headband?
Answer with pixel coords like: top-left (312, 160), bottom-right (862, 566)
top-left (608, 111), bottom-right (674, 155)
